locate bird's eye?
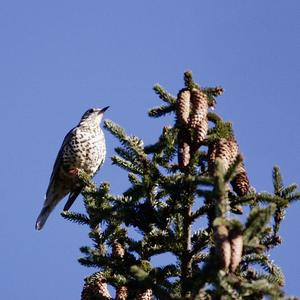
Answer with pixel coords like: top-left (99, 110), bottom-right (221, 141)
top-left (88, 109), bottom-right (94, 113)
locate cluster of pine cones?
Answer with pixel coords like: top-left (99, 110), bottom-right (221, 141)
top-left (176, 87), bottom-right (250, 197)
top-left (81, 241), bottom-right (152, 300)
top-left (177, 88), bottom-right (210, 169)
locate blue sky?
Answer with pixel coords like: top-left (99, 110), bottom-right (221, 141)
top-left (1, 1), bottom-right (299, 299)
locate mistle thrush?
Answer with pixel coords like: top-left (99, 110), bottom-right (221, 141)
top-left (35, 107), bottom-right (109, 230)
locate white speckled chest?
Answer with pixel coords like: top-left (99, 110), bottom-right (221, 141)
top-left (62, 125), bottom-right (106, 176)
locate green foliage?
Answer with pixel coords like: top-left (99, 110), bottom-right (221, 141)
top-left (64, 72), bottom-right (299, 299)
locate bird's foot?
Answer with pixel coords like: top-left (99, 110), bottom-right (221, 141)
top-left (68, 168), bottom-right (80, 176)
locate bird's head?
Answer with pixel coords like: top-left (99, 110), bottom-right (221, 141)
top-left (79, 106), bottom-right (109, 126)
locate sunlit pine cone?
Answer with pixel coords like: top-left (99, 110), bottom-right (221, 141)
top-left (195, 117), bottom-right (208, 145)
top-left (178, 130), bottom-right (190, 169)
top-left (176, 89), bottom-right (191, 125)
top-left (136, 289), bottom-right (153, 300)
top-left (231, 163), bottom-right (250, 196)
top-left (116, 286), bottom-right (128, 300)
top-left (214, 225), bottom-right (231, 270)
top-left (215, 138), bottom-right (232, 172)
top-left (227, 137), bottom-right (239, 166)
top-left (81, 273), bottom-right (111, 300)
top-left (189, 88), bottom-right (209, 128)
top-left (189, 89), bottom-right (209, 146)
top-left (229, 230), bottom-right (243, 272)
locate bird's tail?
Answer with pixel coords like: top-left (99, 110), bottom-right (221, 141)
top-left (35, 205), bottom-right (53, 230)
top-left (35, 187), bottom-right (67, 230)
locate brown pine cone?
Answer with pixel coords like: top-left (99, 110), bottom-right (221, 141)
top-left (136, 289), bottom-right (153, 300)
top-left (116, 286), bottom-right (128, 300)
top-left (177, 89), bottom-right (191, 125)
top-left (227, 137), bottom-right (239, 166)
top-left (229, 230), bottom-right (243, 272)
top-left (194, 117), bottom-right (209, 144)
top-left (208, 137), bottom-right (240, 175)
top-left (189, 89), bottom-right (209, 147)
top-left (214, 225), bottom-right (231, 270)
top-left (189, 88), bottom-right (209, 128)
top-left (231, 164), bottom-right (250, 196)
top-left (215, 138), bottom-right (232, 172)
top-left (81, 273), bottom-right (111, 300)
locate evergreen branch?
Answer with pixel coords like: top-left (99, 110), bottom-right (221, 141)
top-left (244, 204), bottom-right (276, 244)
top-left (191, 204), bottom-right (211, 221)
top-left (104, 119), bottom-right (126, 142)
top-left (239, 278), bottom-right (283, 299)
top-left (256, 193), bottom-right (287, 206)
top-left (191, 229), bottom-right (210, 256)
top-left (115, 147), bottom-right (134, 162)
top-left (148, 104), bottom-right (175, 118)
top-left (273, 166), bottom-right (284, 195)
top-left (207, 112), bottom-right (222, 124)
top-left (281, 183), bottom-right (298, 198)
top-left (203, 86), bottom-right (224, 97)
top-left (78, 170), bottom-right (97, 189)
top-left (153, 84), bottom-right (176, 104)
top-left (184, 70), bottom-right (200, 90)
top-left (242, 253), bottom-right (285, 287)
top-left (229, 192), bottom-right (256, 206)
top-left (224, 154), bottom-right (243, 183)
top-left (286, 192), bottom-right (300, 202)
top-left (128, 172), bottom-right (141, 185)
top-left (194, 175), bottom-right (214, 186)
top-left (111, 155), bottom-right (143, 174)
top-left (61, 211), bottom-right (90, 225)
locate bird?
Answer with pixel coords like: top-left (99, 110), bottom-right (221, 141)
top-left (35, 107), bottom-right (109, 230)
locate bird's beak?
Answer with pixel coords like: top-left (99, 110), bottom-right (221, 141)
top-left (100, 106), bottom-right (109, 113)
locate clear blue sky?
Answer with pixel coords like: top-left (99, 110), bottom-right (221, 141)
top-left (1, 1), bottom-right (299, 299)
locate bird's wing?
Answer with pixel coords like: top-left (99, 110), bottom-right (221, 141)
top-left (47, 127), bottom-right (77, 191)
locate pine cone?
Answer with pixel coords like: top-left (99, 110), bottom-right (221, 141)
top-left (215, 138), bottom-right (232, 172)
top-left (81, 273), bottom-right (111, 300)
top-left (231, 163), bottom-right (250, 196)
top-left (189, 88), bottom-right (209, 128)
top-left (214, 225), bottom-right (231, 270)
top-left (189, 89), bottom-right (209, 146)
top-left (136, 289), bottom-right (153, 300)
top-left (208, 137), bottom-right (239, 175)
top-left (229, 230), bottom-right (243, 272)
top-left (227, 137), bottom-right (239, 166)
top-left (112, 240), bottom-right (125, 258)
top-left (194, 117), bottom-right (208, 144)
top-left (177, 89), bottom-right (191, 125)
top-left (116, 286), bottom-right (128, 300)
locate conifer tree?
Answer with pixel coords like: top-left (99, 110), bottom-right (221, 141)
top-left (62, 71), bottom-right (299, 300)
